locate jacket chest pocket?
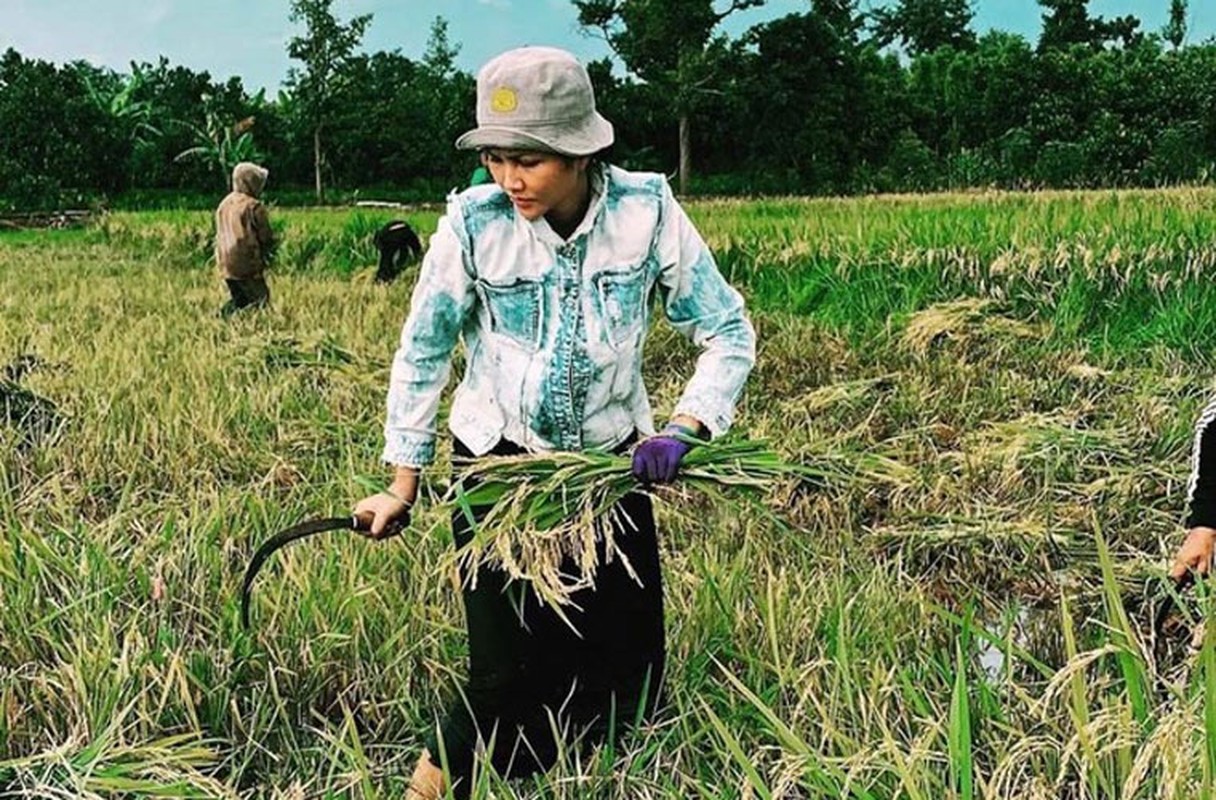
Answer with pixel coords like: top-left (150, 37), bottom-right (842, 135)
top-left (593, 267), bottom-right (648, 349)
top-left (478, 278), bottom-right (543, 351)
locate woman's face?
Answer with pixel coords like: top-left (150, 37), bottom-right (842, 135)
top-left (482, 149), bottom-right (590, 224)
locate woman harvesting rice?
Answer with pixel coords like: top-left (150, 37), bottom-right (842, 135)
top-left (353, 46), bottom-right (756, 799)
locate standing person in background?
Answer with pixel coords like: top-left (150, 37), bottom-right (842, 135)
top-left (353, 46), bottom-right (756, 799)
top-left (214, 162), bottom-right (274, 316)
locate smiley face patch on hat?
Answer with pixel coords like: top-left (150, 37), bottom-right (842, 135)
top-left (490, 86), bottom-right (518, 113)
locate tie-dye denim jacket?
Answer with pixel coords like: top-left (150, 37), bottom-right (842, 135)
top-left (382, 164), bottom-right (756, 467)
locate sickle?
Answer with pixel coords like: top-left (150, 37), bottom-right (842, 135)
top-left (1154, 573), bottom-right (1193, 631)
top-left (240, 515), bottom-right (386, 630)
top-left (1151, 572), bottom-right (1195, 679)
top-left (1153, 578), bottom-right (1184, 641)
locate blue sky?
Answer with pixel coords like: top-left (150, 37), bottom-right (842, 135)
top-left (2, 0), bottom-right (1213, 94)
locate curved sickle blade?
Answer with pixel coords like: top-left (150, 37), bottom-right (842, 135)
top-left (240, 516), bottom-right (365, 630)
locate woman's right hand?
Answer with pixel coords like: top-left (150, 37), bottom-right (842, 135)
top-left (1170, 526), bottom-right (1216, 585)
top-left (353, 491), bottom-right (412, 539)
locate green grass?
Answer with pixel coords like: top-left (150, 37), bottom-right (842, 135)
top-left (2, 187), bottom-right (1216, 797)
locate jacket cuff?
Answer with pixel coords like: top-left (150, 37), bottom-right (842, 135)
top-left (1187, 502), bottom-right (1216, 530)
top-left (382, 434), bottom-right (437, 468)
top-left (672, 400), bottom-right (733, 440)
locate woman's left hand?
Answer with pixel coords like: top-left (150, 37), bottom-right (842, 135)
top-left (631, 419), bottom-right (705, 484)
top-left (631, 435), bottom-right (693, 484)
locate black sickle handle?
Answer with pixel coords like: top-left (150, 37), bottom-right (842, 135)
top-left (1153, 571), bottom-right (1195, 640)
top-left (239, 514), bottom-right (403, 630)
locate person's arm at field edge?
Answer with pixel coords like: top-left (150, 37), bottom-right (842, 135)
top-left (630, 181), bottom-right (754, 485)
top-left (1171, 396), bottom-right (1216, 580)
top-left (1171, 527), bottom-right (1216, 581)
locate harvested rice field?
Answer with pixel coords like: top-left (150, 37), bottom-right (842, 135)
top-left (4, 188), bottom-right (1216, 798)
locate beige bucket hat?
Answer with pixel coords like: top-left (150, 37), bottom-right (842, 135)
top-left (455, 46), bottom-right (614, 157)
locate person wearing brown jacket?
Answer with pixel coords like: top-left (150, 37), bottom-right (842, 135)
top-left (215, 162), bottom-right (274, 315)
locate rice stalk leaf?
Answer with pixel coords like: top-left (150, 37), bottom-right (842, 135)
top-left (700, 699), bottom-right (774, 800)
top-left (1094, 519), bottom-right (1150, 728)
top-left (949, 618), bottom-right (974, 800)
top-left (1204, 599), bottom-right (1216, 798)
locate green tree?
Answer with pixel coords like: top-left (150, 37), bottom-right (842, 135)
top-left (812, 0), bottom-right (866, 43)
top-left (1037, 0), bottom-right (1141, 51)
top-left (574, 0), bottom-right (765, 194)
top-left (76, 63), bottom-right (169, 190)
top-left (317, 17), bottom-right (474, 192)
top-left (122, 57), bottom-right (240, 189)
top-left (285, 0), bottom-right (372, 201)
top-left (1037, 0), bottom-right (1090, 50)
top-left (741, 10), bottom-right (872, 190)
top-left (422, 16), bottom-right (459, 78)
top-left (1163, 0), bottom-right (1188, 51)
top-left (0, 49), bottom-right (125, 207)
top-left (871, 0), bottom-right (977, 56)
top-left (418, 17), bottom-right (476, 178)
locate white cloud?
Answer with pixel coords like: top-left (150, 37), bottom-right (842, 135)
top-left (145, 0), bottom-right (171, 27)
top-left (477, 0), bottom-right (511, 8)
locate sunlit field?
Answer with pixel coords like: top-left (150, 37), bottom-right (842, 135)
top-left (4, 187), bottom-right (1216, 798)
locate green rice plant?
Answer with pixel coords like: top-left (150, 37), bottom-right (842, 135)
top-left (708, 658), bottom-right (868, 798)
top-left (0, 729), bottom-right (231, 798)
top-left (1094, 520), bottom-right (1151, 730)
top-left (1201, 612), bottom-right (1216, 799)
top-left (1056, 589), bottom-right (1109, 798)
top-left (949, 618), bottom-right (974, 800)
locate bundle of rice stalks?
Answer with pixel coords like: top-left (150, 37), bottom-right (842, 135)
top-left (444, 436), bottom-right (877, 621)
top-left (779, 373), bottom-right (898, 417)
top-left (961, 411), bottom-right (1137, 485)
top-left (901, 298), bottom-right (1038, 357)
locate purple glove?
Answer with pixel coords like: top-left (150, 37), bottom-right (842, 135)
top-left (631, 424), bottom-right (703, 484)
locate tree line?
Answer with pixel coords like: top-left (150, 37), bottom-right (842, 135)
top-left (1, 0), bottom-right (1214, 210)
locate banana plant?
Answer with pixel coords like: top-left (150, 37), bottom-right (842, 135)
top-left (80, 64), bottom-right (162, 145)
top-left (172, 93), bottom-right (266, 187)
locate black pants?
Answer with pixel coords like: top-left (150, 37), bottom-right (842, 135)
top-left (427, 436), bottom-right (666, 796)
top-left (221, 277), bottom-right (269, 316)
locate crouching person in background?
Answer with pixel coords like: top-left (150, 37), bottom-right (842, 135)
top-left (215, 162), bottom-right (274, 316)
top-left (374, 219), bottom-right (423, 283)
